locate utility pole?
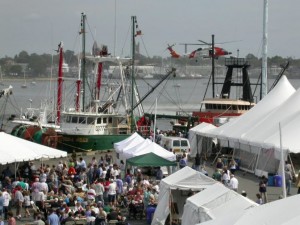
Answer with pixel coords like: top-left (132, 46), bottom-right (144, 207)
top-left (212, 34), bottom-right (215, 98)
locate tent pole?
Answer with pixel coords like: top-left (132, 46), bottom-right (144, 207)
top-left (169, 189), bottom-right (172, 225)
top-left (254, 148), bottom-right (261, 175)
top-left (288, 153), bottom-right (296, 177)
top-left (153, 98), bottom-right (157, 142)
top-left (279, 123), bottom-right (287, 198)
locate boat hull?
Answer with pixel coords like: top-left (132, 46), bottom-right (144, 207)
top-left (58, 133), bottom-right (130, 153)
top-left (193, 111), bottom-right (242, 124)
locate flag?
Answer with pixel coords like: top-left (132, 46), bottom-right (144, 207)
top-left (135, 30), bottom-right (142, 37)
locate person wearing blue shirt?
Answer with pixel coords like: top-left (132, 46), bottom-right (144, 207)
top-left (47, 208), bottom-right (60, 225)
top-left (0, 192), bottom-right (4, 218)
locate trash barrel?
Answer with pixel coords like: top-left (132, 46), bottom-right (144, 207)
top-left (146, 206), bottom-right (156, 224)
top-left (274, 175), bottom-right (282, 187)
top-left (268, 175), bottom-right (275, 186)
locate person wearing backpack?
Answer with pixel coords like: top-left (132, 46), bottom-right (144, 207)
top-left (179, 153), bottom-right (187, 169)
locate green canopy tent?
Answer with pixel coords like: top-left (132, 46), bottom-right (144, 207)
top-left (126, 152), bottom-right (176, 167)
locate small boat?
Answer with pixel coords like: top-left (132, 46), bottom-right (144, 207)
top-left (21, 71), bottom-right (27, 88)
top-left (173, 83), bottom-right (181, 88)
top-left (143, 74), bottom-right (154, 79)
top-left (31, 81), bottom-right (37, 85)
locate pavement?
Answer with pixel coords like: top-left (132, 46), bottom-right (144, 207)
top-left (10, 151), bottom-right (298, 225)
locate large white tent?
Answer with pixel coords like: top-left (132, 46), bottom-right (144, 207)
top-left (189, 123), bottom-right (217, 157)
top-left (193, 76), bottom-right (297, 174)
top-left (114, 132), bottom-right (144, 153)
top-left (0, 132), bottom-right (67, 165)
top-left (238, 86), bottom-right (300, 152)
top-left (151, 166), bottom-right (217, 225)
top-left (231, 194), bottom-right (300, 225)
top-left (204, 75), bottom-right (295, 143)
top-left (120, 139), bottom-right (152, 160)
top-left (181, 183), bottom-right (257, 225)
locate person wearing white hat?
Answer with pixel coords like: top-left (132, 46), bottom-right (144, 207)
top-left (229, 174), bottom-right (239, 192)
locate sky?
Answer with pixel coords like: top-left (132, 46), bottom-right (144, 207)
top-left (0, 0), bottom-right (299, 59)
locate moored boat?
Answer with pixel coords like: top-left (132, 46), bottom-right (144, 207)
top-left (193, 57), bottom-right (256, 126)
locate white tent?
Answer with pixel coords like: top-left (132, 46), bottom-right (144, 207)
top-left (181, 183), bottom-right (257, 225)
top-left (238, 86), bottom-right (300, 152)
top-left (204, 75), bottom-right (295, 145)
top-left (151, 166), bottom-right (217, 225)
top-left (189, 123), bottom-right (217, 157)
top-left (196, 76), bottom-right (296, 174)
top-left (114, 132), bottom-right (144, 153)
top-left (122, 141), bottom-right (176, 161)
top-left (0, 132), bottom-right (67, 165)
top-left (231, 194), bottom-right (300, 225)
top-left (120, 139), bottom-right (152, 160)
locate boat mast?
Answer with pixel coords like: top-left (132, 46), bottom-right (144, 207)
top-left (96, 62), bottom-right (102, 100)
top-left (131, 16), bottom-right (136, 132)
top-left (212, 34), bottom-right (215, 98)
top-left (261, 0), bottom-right (268, 98)
top-left (76, 58), bottom-right (81, 112)
top-left (57, 42), bottom-right (64, 125)
top-left (80, 12), bottom-right (87, 111)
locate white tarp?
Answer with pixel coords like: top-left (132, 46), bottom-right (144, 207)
top-left (0, 132), bottom-right (67, 165)
top-left (182, 183), bottom-right (257, 225)
top-left (120, 139), bottom-right (152, 160)
top-left (203, 75), bottom-right (295, 145)
top-left (122, 141), bottom-right (176, 161)
top-left (114, 132), bottom-right (144, 153)
top-left (238, 84), bottom-right (300, 157)
top-left (189, 123), bottom-right (217, 157)
top-left (151, 166), bottom-right (217, 225)
top-left (231, 194), bottom-right (300, 225)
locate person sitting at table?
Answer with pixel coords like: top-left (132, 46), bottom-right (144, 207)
top-left (61, 211), bottom-right (75, 225)
top-left (60, 202), bottom-right (70, 214)
top-left (86, 210), bottom-right (96, 224)
top-left (97, 206), bottom-right (107, 221)
top-left (74, 201), bottom-right (84, 215)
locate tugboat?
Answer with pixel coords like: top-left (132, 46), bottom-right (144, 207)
top-left (192, 57), bottom-right (256, 126)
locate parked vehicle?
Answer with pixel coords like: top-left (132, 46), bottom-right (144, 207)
top-left (159, 136), bottom-right (190, 158)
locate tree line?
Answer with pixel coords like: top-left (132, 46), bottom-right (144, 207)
top-left (0, 50), bottom-right (299, 78)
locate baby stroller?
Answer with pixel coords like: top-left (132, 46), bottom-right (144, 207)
top-left (128, 201), bottom-right (144, 220)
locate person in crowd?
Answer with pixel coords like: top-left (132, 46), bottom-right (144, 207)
top-left (0, 192), bottom-right (4, 218)
top-left (296, 170), bottom-right (300, 194)
top-left (107, 179), bottom-right (117, 206)
top-left (179, 154), bottom-right (187, 169)
top-left (14, 185), bottom-right (24, 220)
top-left (229, 159), bottom-right (237, 174)
top-left (32, 214), bottom-right (45, 225)
top-left (221, 168), bottom-right (230, 186)
top-left (259, 175), bottom-right (268, 203)
top-left (215, 158), bottom-right (224, 169)
top-left (47, 208), bottom-right (60, 225)
top-left (155, 167), bottom-right (163, 181)
top-left (94, 178), bottom-right (105, 204)
top-left (23, 190), bottom-right (31, 217)
top-left (241, 190), bottom-right (247, 197)
top-left (229, 174), bottom-right (239, 192)
top-left (212, 168), bottom-right (222, 181)
top-left (7, 211), bottom-right (16, 225)
top-left (2, 188), bottom-right (11, 220)
top-left (256, 193), bottom-right (263, 205)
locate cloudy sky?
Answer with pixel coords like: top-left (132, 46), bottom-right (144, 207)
top-left (0, 0), bottom-right (299, 59)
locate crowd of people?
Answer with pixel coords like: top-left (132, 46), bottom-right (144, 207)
top-left (0, 153), bottom-right (161, 225)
